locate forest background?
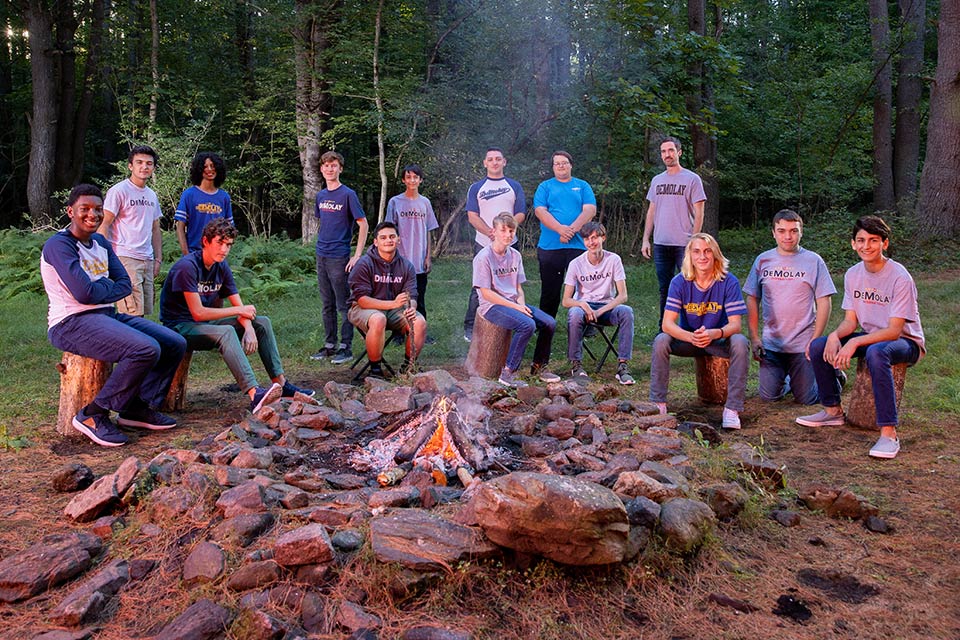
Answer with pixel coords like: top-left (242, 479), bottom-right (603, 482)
top-left (4, 0), bottom-right (959, 251)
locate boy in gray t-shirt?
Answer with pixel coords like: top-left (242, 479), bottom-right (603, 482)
top-left (744, 210), bottom-right (836, 404)
top-left (472, 214), bottom-right (558, 388)
top-left (797, 216), bottom-right (924, 460)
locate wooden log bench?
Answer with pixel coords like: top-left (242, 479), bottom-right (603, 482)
top-left (55, 350), bottom-right (193, 436)
top-left (846, 359), bottom-right (908, 429)
top-left (464, 313), bottom-right (510, 379)
top-left (695, 355), bottom-right (729, 405)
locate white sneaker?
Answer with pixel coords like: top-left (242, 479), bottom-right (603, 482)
top-left (655, 402), bottom-right (668, 415)
top-left (868, 436), bottom-right (900, 459)
top-left (721, 407), bottom-right (741, 430)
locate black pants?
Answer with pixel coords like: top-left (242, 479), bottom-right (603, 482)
top-left (537, 247), bottom-right (584, 318)
top-left (416, 272), bottom-right (428, 318)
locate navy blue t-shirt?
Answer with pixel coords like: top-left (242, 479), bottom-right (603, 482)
top-left (160, 251), bottom-right (238, 325)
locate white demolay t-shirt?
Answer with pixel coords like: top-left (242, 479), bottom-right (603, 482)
top-left (742, 247), bottom-right (836, 353)
top-left (473, 245), bottom-right (526, 318)
top-left (385, 193), bottom-right (439, 274)
top-left (563, 250), bottom-right (626, 303)
top-left (102, 178), bottom-right (162, 260)
top-left (842, 258), bottom-right (925, 355)
top-left (645, 168), bottom-right (706, 247)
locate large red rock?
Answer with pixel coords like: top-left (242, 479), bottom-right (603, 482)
top-left (471, 472), bottom-right (629, 565)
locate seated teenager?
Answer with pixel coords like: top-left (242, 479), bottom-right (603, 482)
top-left (473, 213), bottom-right (560, 388)
top-left (649, 233), bottom-right (749, 429)
top-left (796, 215), bottom-right (924, 459)
top-left (41, 184), bottom-right (187, 447)
top-left (562, 221), bottom-right (635, 385)
top-left (159, 219), bottom-right (313, 412)
top-left (346, 221), bottom-right (427, 377)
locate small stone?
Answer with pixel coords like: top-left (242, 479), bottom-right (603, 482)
top-left (211, 513), bottom-right (275, 547)
top-left (216, 480), bottom-right (267, 518)
top-left (539, 403), bottom-right (576, 422)
top-left (515, 386), bottom-right (548, 405)
top-left (798, 483), bottom-right (841, 512)
top-left (771, 510), bottom-right (801, 527)
top-left (51, 463), bottom-right (95, 492)
top-left (699, 483), bottom-right (749, 521)
top-left (152, 598), bottom-right (233, 640)
top-left (624, 496), bottom-right (661, 528)
top-left (492, 396), bottom-right (520, 410)
top-left (335, 600), bottom-right (382, 632)
top-left (331, 530), bottom-right (365, 552)
top-left (274, 523), bottom-right (335, 566)
top-left (225, 560), bottom-right (282, 591)
top-left (182, 541), bottom-right (225, 585)
top-left (658, 498), bottom-right (716, 553)
top-left (369, 486), bottom-right (420, 509)
top-left (510, 414), bottom-right (538, 435)
top-left (90, 515), bottom-right (124, 539)
top-left (543, 418), bottom-right (576, 440)
top-left (864, 515), bottom-right (892, 533)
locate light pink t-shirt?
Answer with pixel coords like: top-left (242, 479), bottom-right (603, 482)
top-left (842, 258), bottom-right (925, 354)
top-left (472, 245), bottom-right (526, 318)
top-left (102, 178), bottom-right (162, 260)
top-left (646, 168), bottom-right (706, 247)
top-left (563, 250), bottom-right (626, 303)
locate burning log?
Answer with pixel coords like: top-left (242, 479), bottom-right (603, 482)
top-left (445, 410), bottom-right (488, 471)
top-left (394, 419), bottom-right (440, 464)
top-left (377, 465), bottom-right (410, 487)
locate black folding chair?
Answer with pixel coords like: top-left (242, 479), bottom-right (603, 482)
top-left (582, 322), bottom-right (619, 373)
top-left (350, 328), bottom-right (401, 383)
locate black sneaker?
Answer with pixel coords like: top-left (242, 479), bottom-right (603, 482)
top-left (330, 347), bottom-right (353, 365)
top-left (309, 346), bottom-right (336, 361)
top-left (281, 380), bottom-right (315, 398)
top-left (250, 382), bottom-right (282, 413)
top-left (73, 409), bottom-right (128, 447)
top-left (117, 407), bottom-right (177, 430)
top-left (368, 363), bottom-right (386, 379)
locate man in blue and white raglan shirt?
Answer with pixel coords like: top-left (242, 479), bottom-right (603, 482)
top-left (312, 150), bottom-right (369, 365)
top-left (41, 184), bottom-right (186, 447)
top-left (533, 150), bottom-right (597, 318)
top-left (462, 147), bottom-right (526, 342)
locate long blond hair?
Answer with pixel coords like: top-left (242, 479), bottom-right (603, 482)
top-left (680, 233), bottom-right (729, 282)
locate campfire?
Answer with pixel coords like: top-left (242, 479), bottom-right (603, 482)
top-left (350, 396), bottom-right (495, 485)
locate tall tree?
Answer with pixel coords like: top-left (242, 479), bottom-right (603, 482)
top-left (22, 0), bottom-right (56, 222)
top-left (869, 0), bottom-right (896, 212)
top-left (917, 0), bottom-right (960, 237)
top-left (687, 0), bottom-right (720, 237)
top-left (893, 0), bottom-right (925, 212)
top-left (295, 0), bottom-right (339, 242)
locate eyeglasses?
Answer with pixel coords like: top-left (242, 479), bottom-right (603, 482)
top-left (553, 161), bottom-right (571, 166)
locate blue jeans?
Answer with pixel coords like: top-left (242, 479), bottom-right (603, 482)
top-left (567, 303), bottom-right (634, 362)
top-left (759, 350), bottom-right (818, 404)
top-left (172, 316), bottom-right (283, 393)
top-left (49, 309), bottom-right (187, 411)
top-left (316, 255), bottom-right (353, 349)
top-left (463, 242), bottom-right (484, 335)
top-left (808, 334), bottom-right (919, 427)
top-left (649, 332), bottom-right (749, 412)
top-left (482, 304), bottom-right (556, 373)
top-left (653, 244), bottom-right (684, 325)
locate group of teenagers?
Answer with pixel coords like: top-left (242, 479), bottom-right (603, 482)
top-left (41, 138), bottom-right (925, 461)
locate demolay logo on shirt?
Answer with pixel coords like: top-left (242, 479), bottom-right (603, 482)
top-left (494, 266), bottom-right (519, 276)
top-left (479, 187), bottom-right (511, 201)
top-left (374, 274), bottom-right (404, 284)
top-left (853, 288), bottom-right (891, 304)
top-left (761, 267), bottom-right (806, 280)
top-left (683, 301), bottom-right (722, 316)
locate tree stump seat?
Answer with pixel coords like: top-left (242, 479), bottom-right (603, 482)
top-left (846, 359), bottom-right (908, 429)
top-left (695, 355), bottom-right (729, 405)
top-left (161, 350), bottom-right (193, 412)
top-left (56, 353), bottom-right (112, 437)
top-left (464, 313), bottom-right (511, 379)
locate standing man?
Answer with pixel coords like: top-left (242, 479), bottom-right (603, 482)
top-left (385, 164), bottom-right (439, 324)
top-left (641, 137), bottom-right (707, 324)
top-left (174, 152), bottom-right (234, 255)
top-left (562, 221), bottom-right (635, 385)
top-left (160, 219), bottom-right (314, 413)
top-left (99, 145), bottom-right (164, 317)
top-left (797, 216), bottom-right (924, 460)
top-left (533, 150), bottom-right (597, 318)
top-left (347, 221), bottom-right (427, 378)
top-left (42, 184), bottom-right (186, 447)
top-left (744, 210), bottom-right (836, 404)
top-left (462, 147), bottom-right (526, 342)
top-left (311, 151), bottom-right (369, 365)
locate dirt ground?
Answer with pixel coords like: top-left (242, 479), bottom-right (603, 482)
top-left (0, 365), bottom-right (958, 640)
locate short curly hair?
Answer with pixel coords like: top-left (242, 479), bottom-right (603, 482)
top-left (201, 218), bottom-right (238, 244)
top-left (190, 152), bottom-right (227, 187)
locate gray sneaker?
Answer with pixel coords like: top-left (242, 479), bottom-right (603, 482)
top-left (309, 346), bottom-right (336, 361)
top-left (868, 436), bottom-right (900, 459)
top-left (796, 409), bottom-right (845, 427)
top-left (498, 367), bottom-right (528, 388)
top-left (330, 347), bottom-right (353, 365)
top-left (533, 366), bottom-right (561, 383)
top-left (615, 362), bottom-right (635, 386)
top-left (570, 361), bottom-right (591, 384)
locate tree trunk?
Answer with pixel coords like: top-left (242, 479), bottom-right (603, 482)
top-left (56, 353), bottom-right (111, 437)
top-left (148, 0), bottom-right (159, 129)
top-left (295, 0), bottom-right (338, 243)
top-left (23, 0), bottom-right (57, 224)
top-left (53, 0), bottom-right (79, 190)
top-left (686, 0), bottom-right (719, 237)
top-left (61, 0), bottom-right (105, 189)
top-left (917, 0), bottom-right (960, 237)
top-left (373, 0), bottom-right (387, 223)
top-left (869, 0), bottom-right (896, 213)
top-left (893, 0), bottom-right (925, 213)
